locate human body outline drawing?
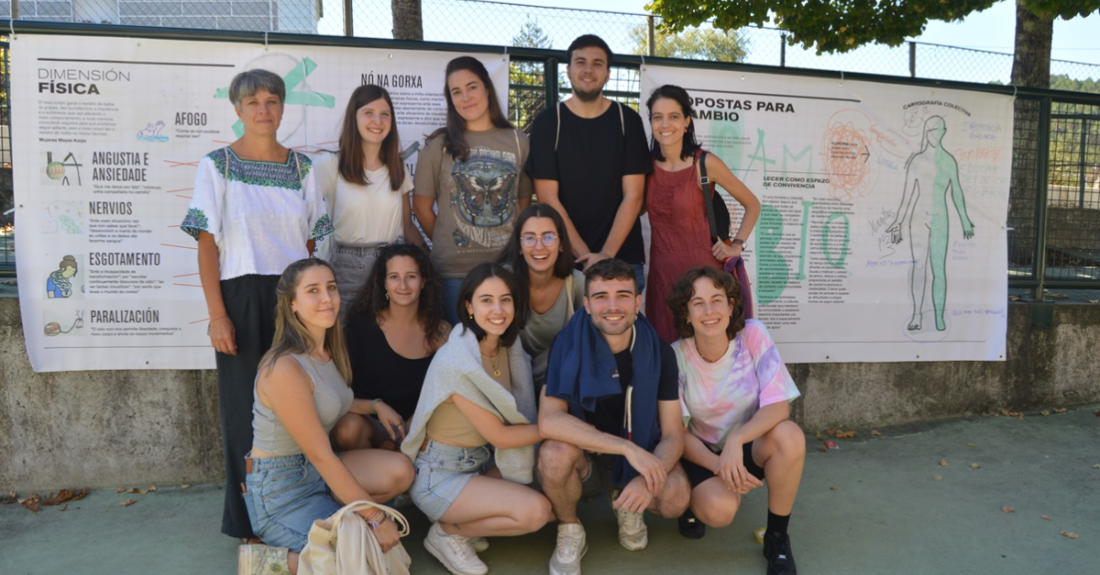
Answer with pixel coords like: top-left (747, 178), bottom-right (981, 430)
top-left (885, 115), bottom-right (975, 332)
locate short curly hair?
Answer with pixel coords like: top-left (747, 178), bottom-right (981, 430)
top-left (666, 266), bottom-right (745, 341)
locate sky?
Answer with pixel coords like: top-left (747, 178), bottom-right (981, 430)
top-left (505, 0), bottom-right (1100, 65)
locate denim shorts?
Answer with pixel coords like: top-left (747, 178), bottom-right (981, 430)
top-left (242, 454), bottom-right (341, 552)
top-left (410, 440), bottom-right (492, 522)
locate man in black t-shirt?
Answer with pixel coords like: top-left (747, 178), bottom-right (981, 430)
top-left (539, 258), bottom-right (689, 575)
top-left (527, 34), bottom-right (652, 289)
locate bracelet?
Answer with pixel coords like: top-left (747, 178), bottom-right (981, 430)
top-left (598, 250), bottom-right (610, 258)
top-left (209, 315), bottom-right (228, 323)
top-left (370, 398), bottom-right (383, 415)
top-left (731, 238), bottom-right (746, 247)
top-left (365, 510), bottom-right (387, 530)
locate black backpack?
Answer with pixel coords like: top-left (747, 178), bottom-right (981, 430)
top-left (698, 151), bottom-right (731, 242)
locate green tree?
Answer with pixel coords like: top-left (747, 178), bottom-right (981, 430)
top-left (510, 20), bottom-right (554, 132)
top-left (630, 24), bottom-right (746, 62)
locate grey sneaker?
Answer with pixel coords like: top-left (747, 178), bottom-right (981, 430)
top-left (469, 536), bottom-right (490, 552)
top-left (424, 522), bottom-right (488, 575)
top-left (237, 544), bottom-right (289, 575)
top-left (613, 506), bottom-right (648, 551)
top-left (549, 522), bottom-right (587, 575)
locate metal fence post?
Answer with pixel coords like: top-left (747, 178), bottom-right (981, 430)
top-left (545, 57), bottom-right (559, 108)
top-left (647, 16), bottom-right (655, 57)
top-left (780, 33), bottom-right (786, 67)
top-left (1032, 97), bottom-right (1053, 298)
top-left (909, 42), bottom-right (916, 78)
top-left (344, 0), bottom-right (353, 37)
top-left (1078, 118), bottom-right (1089, 209)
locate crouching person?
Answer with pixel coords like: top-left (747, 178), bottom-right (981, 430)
top-left (538, 258), bottom-right (690, 575)
top-left (239, 258), bottom-right (415, 574)
top-left (402, 263), bottom-right (553, 575)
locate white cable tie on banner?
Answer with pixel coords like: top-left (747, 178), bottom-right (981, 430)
top-left (839, 70), bottom-right (844, 86)
top-left (640, 55), bottom-right (645, 70)
top-left (503, 46), bottom-right (508, 61)
top-left (264, 31), bottom-right (269, 50)
top-left (10, 17), bottom-right (15, 40)
top-left (1011, 85), bottom-right (1017, 98)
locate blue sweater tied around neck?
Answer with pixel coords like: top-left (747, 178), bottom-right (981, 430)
top-left (544, 308), bottom-right (663, 487)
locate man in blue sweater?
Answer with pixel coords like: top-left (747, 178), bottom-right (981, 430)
top-left (538, 258), bottom-right (689, 575)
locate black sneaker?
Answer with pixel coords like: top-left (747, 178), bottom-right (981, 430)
top-left (678, 509), bottom-right (706, 539)
top-left (763, 531), bottom-right (797, 575)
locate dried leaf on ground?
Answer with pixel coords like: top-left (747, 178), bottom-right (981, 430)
top-left (1093, 464), bottom-right (1100, 469)
top-left (1094, 408), bottom-right (1100, 417)
top-left (966, 442), bottom-right (977, 447)
top-left (829, 486), bottom-right (838, 491)
top-left (60, 504), bottom-right (68, 512)
top-left (41, 490), bottom-right (74, 506)
top-left (825, 428), bottom-right (837, 436)
top-left (71, 488), bottom-right (89, 501)
top-left (1053, 407), bottom-right (1067, 414)
top-left (1001, 506), bottom-right (1015, 513)
top-left (1, 492), bottom-right (15, 504)
top-left (1041, 410), bottom-right (1051, 416)
top-left (19, 494), bottom-right (41, 513)
top-left (116, 487), bottom-right (126, 493)
top-left (1061, 531), bottom-right (1079, 540)
top-left (181, 484), bottom-right (191, 489)
top-left (814, 431), bottom-right (822, 439)
top-left (834, 430), bottom-right (857, 439)
top-left (871, 430), bottom-right (882, 436)
top-left (1000, 409), bottom-right (1023, 417)
top-left (124, 488), bottom-right (139, 494)
top-left (932, 474), bottom-right (944, 481)
top-left (1042, 515), bottom-right (1053, 521)
top-left (147, 485), bottom-right (157, 492)
top-left (971, 463), bottom-right (982, 469)
top-left (119, 499), bottom-right (137, 507)
top-left (939, 458), bottom-right (949, 466)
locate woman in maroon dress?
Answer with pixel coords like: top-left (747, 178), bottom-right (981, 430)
top-left (644, 84), bottom-right (761, 343)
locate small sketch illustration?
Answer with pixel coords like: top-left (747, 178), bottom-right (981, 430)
top-left (44, 151), bottom-right (83, 185)
top-left (137, 120), bottom-right (169, 143)
top-left (44, 310), bottom-right (84, 337)
top-left (43, 201), bottom-right (84, 234)
top-left (885, 116), bottom-right (975, 332)
top-left (820, 110), bottom-right (876, 201)
top-left (46, 255), bottom-right (79, 298)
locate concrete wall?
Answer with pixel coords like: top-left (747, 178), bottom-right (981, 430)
top-left (3, 295), bottom-right (1100, 490)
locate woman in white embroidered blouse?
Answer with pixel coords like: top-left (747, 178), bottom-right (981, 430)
top-left (179, 69), bottom-right (333, 542)
top-left (313, 85), bottom-right (424, 317)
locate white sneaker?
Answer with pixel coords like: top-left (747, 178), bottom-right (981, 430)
top-left (469, 536), bottom-right (490, 552)
top-left (549, 523), bottom-right (587, 575)
top-left (614, 506), bottom-right (648, 551)
top-left (424, 522), bottom-right (488, 575)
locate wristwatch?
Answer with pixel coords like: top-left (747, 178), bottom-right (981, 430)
top-left (731, 238), bottom-right (746, 247)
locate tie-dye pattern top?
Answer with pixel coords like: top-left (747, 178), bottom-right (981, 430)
top-left (674, 319), bottom-right (800, 451)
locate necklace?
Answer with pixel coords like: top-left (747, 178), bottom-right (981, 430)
top-left (482, 349), bottom-right (502, 377)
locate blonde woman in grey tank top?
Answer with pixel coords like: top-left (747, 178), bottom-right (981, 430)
top-left (238, 258), bottom-right (415, 575)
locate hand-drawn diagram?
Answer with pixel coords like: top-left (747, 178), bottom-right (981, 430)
top-left (43, 151), bottom-right (84, 185)
top-left (44, 310), bottom-right (85, 337)
top-left (821, 110), bottom-right (876, 201)
top-left (885, 116), bottom-right (975, 332)
top-left (137, 120), bottom-right (169, 143)
top-left (46, 255), bottom-right (79, 298)
top-left (42, 201), bottom-right (85, 234)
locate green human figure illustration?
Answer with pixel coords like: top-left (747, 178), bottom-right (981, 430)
top-left (885, 116), bottom-right (975, 332)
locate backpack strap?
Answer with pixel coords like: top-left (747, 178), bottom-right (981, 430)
top-left (555, 101), bottom-right (561, 152)
top-left (698, 150), bottom-right (720, 243)
top-left (616, 100), bottom-right (625, 136)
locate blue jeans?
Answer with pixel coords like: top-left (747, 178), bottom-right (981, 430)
top-left (242, 454), bottom-right (340, 552)
top-left (442, 278), bottom-right (464, 327)
top-left (410, 440), bottom-right (492, 522)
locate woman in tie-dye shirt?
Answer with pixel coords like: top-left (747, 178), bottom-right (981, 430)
top-left (667, 266), bottom-right (805, 575)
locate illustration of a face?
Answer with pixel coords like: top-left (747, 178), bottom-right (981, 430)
top-left (924, 117), bottom-right (947, 147)
top-left (61, 265), bottom-right (77, 278)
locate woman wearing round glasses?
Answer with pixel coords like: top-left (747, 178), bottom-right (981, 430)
top-left (497, 204), bottom-right (584, 388)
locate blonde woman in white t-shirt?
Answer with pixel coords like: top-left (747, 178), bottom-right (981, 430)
top-left (315, 85), bottom-right (424, 318)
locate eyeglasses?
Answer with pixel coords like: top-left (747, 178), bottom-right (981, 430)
top-left (520, 232), bottom-right (559, 248)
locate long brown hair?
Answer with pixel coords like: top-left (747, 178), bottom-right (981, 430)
top-left (666, 266), bottom-right (746, 341)
top-left (259, 258), bottom-right (352, 384)
top-left (346, 244), bottom-right (447, 353)
top-left (430, 56), bottom-right (513, 163)
top-left (337, 84), bottom-right (405, 189)
top-left (496, 203), bottom-right (574, 292)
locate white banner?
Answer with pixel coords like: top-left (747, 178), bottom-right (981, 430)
top-left (642, 65), bottom-right (1011, 363)
top-left (14, 34), bottom-right (508, 372)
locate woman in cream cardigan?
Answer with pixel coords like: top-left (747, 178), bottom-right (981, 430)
top-left (402, 263), bottom-right (552, 575)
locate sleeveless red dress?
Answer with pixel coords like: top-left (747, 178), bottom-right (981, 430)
top-left (645, 151), bottom-right (721, 343)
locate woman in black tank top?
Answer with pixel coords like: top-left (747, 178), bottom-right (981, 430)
top-left (332, 244), bottom-right (448, 451)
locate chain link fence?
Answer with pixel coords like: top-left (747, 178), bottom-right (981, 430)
top-left (4, 0), bottom-right (1100, 86)
top-left (3, 3), bottom-right (1100, 287)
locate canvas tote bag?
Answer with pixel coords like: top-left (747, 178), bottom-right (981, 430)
top-left (296, 499), bottom-right (412, 575)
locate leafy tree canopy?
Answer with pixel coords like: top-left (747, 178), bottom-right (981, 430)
top-left (630, 24), bottom-right (747, 62)
top-left (646, 0), bottom-right (1100, 54)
